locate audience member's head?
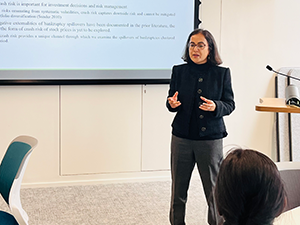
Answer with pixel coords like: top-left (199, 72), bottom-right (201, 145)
top-left (215, 149), bottom-right (286, 225)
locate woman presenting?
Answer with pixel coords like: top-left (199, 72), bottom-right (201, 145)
top-left (166, 28), bottom-right (235, 225)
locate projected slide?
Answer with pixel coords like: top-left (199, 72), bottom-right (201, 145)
top-left (0, 0), bottom-right (196, 82)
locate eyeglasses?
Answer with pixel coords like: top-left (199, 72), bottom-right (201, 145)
top-left (188, 42), bottom-right (206, 50)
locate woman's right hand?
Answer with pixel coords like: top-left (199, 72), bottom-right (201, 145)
top-left (168, 91), bottom-right (181, 108)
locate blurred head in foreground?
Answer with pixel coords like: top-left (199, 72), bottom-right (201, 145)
top-left (215, 149), bottom-right (286, 225)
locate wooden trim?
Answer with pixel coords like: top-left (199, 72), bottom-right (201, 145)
top-left (256, 98), bottom-right (300, 114)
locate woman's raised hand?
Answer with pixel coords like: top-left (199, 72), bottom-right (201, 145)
top-left (199, 96), bottom-right (216, 111)
top-left (168, 91), bottom-right (181, 108)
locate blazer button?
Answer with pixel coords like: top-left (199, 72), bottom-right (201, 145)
top-left (197, 89), bottom-right (202, 94)
top-left (199, 115), bottom-right (204, 119)
top-left (201, 127), bottom-right (206, 132)
top-left (198, 78), bottom-right (203, 82)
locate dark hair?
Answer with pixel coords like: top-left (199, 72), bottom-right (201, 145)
top-left (215, 149), bottom-right (286, 225)
top-left (182, 28), bottom-right (222, 65)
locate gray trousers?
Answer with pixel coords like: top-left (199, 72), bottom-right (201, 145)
top-left (169, 135), bottom-right (224, 225)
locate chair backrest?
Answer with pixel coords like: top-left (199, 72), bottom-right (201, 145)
top-left (0, 135), bottom-right (38, 225)
top-left (276, 161), bottom-right (300, 212)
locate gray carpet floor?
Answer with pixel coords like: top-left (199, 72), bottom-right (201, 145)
top-left (0, 179), bottom-right (208, 225)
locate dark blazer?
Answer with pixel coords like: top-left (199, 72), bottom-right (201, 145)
top-left (166, 63), bottom-right (235, 138)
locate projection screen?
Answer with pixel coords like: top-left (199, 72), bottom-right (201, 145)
top-left (0, 0), bottom-right (200, 84)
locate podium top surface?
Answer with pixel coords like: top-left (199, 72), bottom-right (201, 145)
top-left (256, 98), bottom-right (300, 113)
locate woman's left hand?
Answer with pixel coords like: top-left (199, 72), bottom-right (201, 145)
top-left (199, 96), bottom-right (216, 111)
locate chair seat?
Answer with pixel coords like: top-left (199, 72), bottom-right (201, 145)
top-left (0, 210), bottom-right (18, 224)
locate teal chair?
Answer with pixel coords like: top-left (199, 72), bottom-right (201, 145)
top-left (0, 136), bottom-right (38, 225)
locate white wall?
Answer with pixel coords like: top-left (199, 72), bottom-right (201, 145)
top-left (0, 85), bottom-right (174, 187)
top-left (1, 0), bottom-right (300, 187)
